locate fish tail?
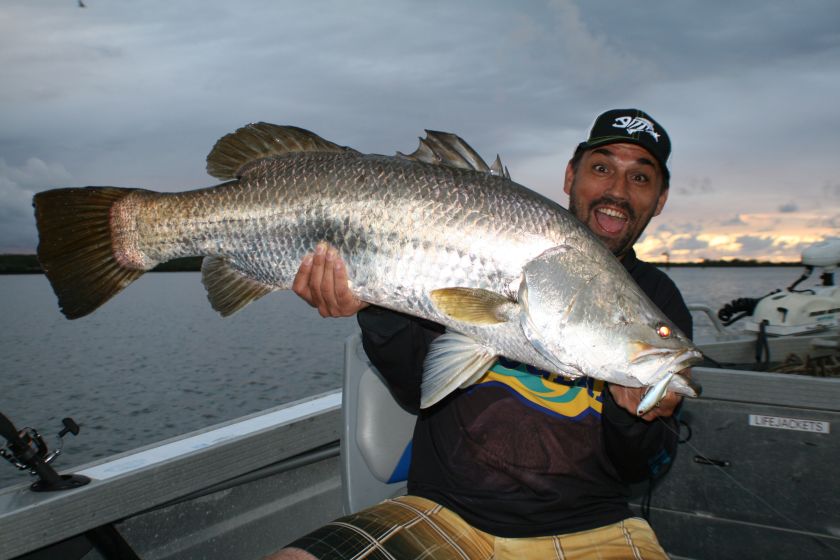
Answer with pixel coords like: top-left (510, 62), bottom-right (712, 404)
top-left (33, 187), bottom-right (148, 319)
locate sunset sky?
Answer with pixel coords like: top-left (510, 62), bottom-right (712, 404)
top-left (1, 0), bottom-right (838, 262)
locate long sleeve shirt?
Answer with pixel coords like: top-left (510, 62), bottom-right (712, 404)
top-left (356, 249), bottom-right (692, 537)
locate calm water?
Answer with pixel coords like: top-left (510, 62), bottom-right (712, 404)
top-left (0, 267), bottom-right (807, 488)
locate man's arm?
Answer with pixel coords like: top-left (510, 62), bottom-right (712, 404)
top-left (356, 308), bottom-right (443, 412)
top-left (601, 271), bottom-right (693, 482)
top-left (601, 387), bottom-right (682, 482)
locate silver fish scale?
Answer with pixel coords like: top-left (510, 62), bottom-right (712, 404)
top-left (35, 125), bottom-right (701, 404)
top-left (133, 151), bottom-right (586, 329)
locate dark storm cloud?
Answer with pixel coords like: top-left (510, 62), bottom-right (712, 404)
top-left (778, 202), bottom-right (799, 213)
top-left (581, 1), bottom-right (840, 76)
top-left (823, 181), bottom-right (840, 198)
top-left (736, 235), bottom-right (775, 253)
top-left (0, 157), bottom-right (72, 251)
top-left (659, 222), bottom-right (704, 234)
top-left (671, 237), bottom-right (708, 250)
top-left (674, 176), bottom-right (713, 196)
top-left (721, 215), bottom-right (747, 226)
top-left (822, 215), bottom-right (840, 228)
top-left (1, 0), bottom-right (839, 254)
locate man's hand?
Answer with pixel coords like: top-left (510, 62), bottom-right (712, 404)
top-left (608, 373), bottom-right (688, 421)
top-left (292, 242), bottom-right (369, 318)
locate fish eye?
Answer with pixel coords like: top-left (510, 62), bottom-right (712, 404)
top-left (656, 323), bottom-right (672, 338)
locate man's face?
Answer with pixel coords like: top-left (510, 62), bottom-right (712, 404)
top-left (564, 143), bottom-right (668, 259)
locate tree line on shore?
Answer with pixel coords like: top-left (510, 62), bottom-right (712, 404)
top-left (0, 254), bottom-right (204, 274)
top-left (0, 254), bottom-right (799, 274)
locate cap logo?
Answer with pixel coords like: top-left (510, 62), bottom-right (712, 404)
top-left (612, 116), bottom-right (660, 142)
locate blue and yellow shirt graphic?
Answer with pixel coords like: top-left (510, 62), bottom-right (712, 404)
top-left (473, 357), bottom-right (604, 421)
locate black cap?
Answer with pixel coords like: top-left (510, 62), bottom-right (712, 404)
top-left (577, 108), bottom-right (671, 182)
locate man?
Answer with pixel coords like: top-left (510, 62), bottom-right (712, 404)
top-left (269, 109), bottom-right (691, 559)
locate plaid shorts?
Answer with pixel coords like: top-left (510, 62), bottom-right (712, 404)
top-left (285, 495), bottom-right (669, 560)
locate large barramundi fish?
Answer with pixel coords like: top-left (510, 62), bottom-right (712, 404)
top-left (33, 123), bottom-right (701, 412)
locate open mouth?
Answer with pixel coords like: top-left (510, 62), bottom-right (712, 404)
top-left (594, 206), bottom-right (627, 234)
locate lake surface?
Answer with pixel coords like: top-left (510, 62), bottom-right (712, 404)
top-left (0, 267), bottom-right (809, 488)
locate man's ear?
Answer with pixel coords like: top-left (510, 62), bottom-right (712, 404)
top-left (563, 161), bottom-right (574, 195)
top-left (654, 187), bottom-right (669, 217)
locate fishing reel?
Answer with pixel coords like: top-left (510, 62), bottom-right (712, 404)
top-left (0, 412), bottom-right (90, 492)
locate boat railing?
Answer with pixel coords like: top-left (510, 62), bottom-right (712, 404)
top-left (0, 391), bottom-right (343, 560)
top-left (687, 302), bottom-right (730, 337)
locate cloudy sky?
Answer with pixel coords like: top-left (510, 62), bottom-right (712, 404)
top-left (1, 0), bottom-right (838, 262)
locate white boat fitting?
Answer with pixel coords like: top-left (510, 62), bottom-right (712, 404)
top-left (728, 239), bottom-right (840, 336)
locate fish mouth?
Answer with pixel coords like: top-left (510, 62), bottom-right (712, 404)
top-left (630, 342), bottom-right (701, 366)
top-left (630, 344), bottom-right (703, 376)
top-left (630, 342), bottom-right (675, 364)
top-left (635, 348), bottom-right (704, 416)
top-left (666, 348), bottom-right (704, 389)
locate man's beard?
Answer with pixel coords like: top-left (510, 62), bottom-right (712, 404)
top-left (568, 192), bottom-right (655, 258)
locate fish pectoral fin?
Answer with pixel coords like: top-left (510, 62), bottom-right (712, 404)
top-left (206, 123), bottom-right (359, 180)
top-left (430, 287), bottom-right (514, 325)
top-left (201, 257), bottom-right (276, 316)
top-left (421, 332), bottom-right (497, 409)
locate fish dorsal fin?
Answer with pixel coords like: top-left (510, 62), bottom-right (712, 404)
top-left (490, 154), bottom-right (511, 179)
top-left (398, 130), bottom-right (508, 175)
top-left (201, 257), bottom-right (276, 316)
top-left (206, 123), bottom-right (357, 180)
top-left (430, 287), bottom-right (516, 325)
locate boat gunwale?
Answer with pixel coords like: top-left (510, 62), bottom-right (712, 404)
top-left (0, 390), bottom-right (342, 560)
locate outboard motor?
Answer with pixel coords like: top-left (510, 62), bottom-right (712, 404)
top-left (718, 239), bottom-right (840, 337)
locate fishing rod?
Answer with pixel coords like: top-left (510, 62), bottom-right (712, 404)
top-left (0, 411), bottom-right (90, 492)
top-left (1, 412), bottom-right (145, 559)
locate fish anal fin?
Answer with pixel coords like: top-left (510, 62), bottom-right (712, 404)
top-left (33, 187), bottom-right (149, 319)
top-left (421, 332), bottom-right (497, 408)
top-left (430, 287), bottom-right (514, 325)
top-left (201, 257), bottom-right (276, 316)
top-left (206, 123), bottom-right (359, 180)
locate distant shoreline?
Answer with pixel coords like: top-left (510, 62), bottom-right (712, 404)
top-left (0, 254), bottom-right (800, 274)
top-left (0, 255), bottom-right (204, 274)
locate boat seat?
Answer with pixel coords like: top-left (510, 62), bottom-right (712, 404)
top-left (341, 333), bottom-right (416, 514)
